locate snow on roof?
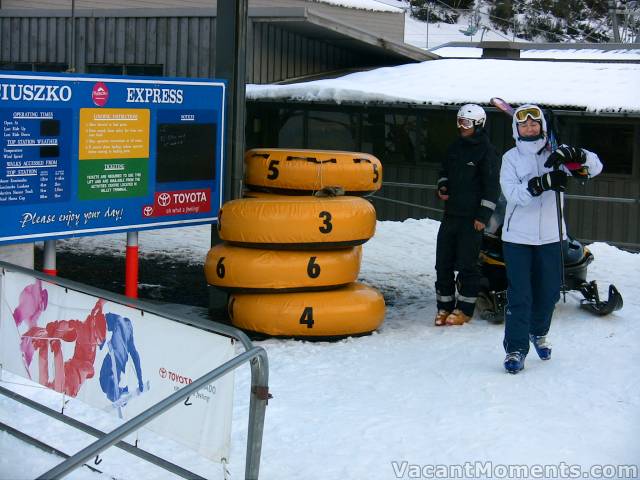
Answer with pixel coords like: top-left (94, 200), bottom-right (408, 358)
top-left (431, 46), bottom-right (640, 61)
top-left (429, 45), bottom-right (640, 61)
top-left (313, 0), bottom-right (403, 13)
top-left (247, 58), bottom-right (640, 113)
top-left (525, 48), bottom-right (640, 61)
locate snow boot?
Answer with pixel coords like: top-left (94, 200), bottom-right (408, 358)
top-left (504, 352), bottom-right (525, 374)
top-left (529, 335), bottom-right (552, 360)
top-left (434, 309), bottom-right (450, 326)
top-left (445, 309), bottom-right (471, 326)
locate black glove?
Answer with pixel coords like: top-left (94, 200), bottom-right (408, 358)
top-left (544, 144), bottom-right (586, 169)
top-left (527, 170), bottom-right (568, 197)
top-left (437, 178), bottom-right (449, 197)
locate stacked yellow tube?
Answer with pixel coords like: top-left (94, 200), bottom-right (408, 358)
top-left (204, 148), bottom-right (385, 338)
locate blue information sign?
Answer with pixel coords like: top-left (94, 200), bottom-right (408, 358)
top-left (0, 72), bottom-right (225, 244)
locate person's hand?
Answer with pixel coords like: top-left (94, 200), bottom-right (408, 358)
top-left (544, 144), bottom-right (586, 170)
top-left (527, 170), bottom-right (568, 197)
top-left (436, 178), bottom-right (449, 200)
top-left (474, 220), bottom-right (485, 231)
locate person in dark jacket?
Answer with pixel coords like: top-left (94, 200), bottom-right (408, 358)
top-left (434, 104), bottom-right (500, 326)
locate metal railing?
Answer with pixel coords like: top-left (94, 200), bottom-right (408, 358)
top-left (0, 260), bottom-right (269, 480)
top-left (373, 181), bottom-right (640, 249)
top-left (379, 181), bottom-right (640, 205)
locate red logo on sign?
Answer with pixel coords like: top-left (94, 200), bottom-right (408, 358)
top-left (149, 189), bottom-right (211, 217)
top-left (92, 82), bottom-right (109, 106)
top-left (158, 367), bottom-right (193, 384)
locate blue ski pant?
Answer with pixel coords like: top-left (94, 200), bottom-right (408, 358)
top-left (503, 241), bottom-right (562, 355)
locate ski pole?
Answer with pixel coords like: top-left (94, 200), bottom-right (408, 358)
top-left (554, 166), bottom-right (567, 303)
top-left (546, 108), bottom-right (566, 303)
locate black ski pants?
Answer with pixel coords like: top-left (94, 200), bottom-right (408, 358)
top-left (435, 215), bottom-right (483, 316)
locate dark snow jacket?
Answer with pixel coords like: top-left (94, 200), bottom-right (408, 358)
top-left (438, 128), bottom-right (500, 225)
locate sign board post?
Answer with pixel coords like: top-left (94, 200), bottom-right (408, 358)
top-left (0, 72), bottom-right (225, 244)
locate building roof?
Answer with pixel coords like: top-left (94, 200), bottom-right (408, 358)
top-left (3, 0), bottom-right (401, 12)
top-left (313, 0), bottom-right (403, 12)
top-left (247, 58), bottom-right (640, 113)
top-left (431, 42), bottom-right (640, 62)
top-left (2, 1), bottom-right (433, 65)
top-left (254, 8), bottom-right (436, 63)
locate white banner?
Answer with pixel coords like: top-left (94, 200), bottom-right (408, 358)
top-left (0, 269), bottom-right (235, 461)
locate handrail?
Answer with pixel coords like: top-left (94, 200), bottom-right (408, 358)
top-left (374, 182), bottom-right (640, 249)
top-left (0, 386), bottom-right (207, 480)
top-left (0, 260), bottom-right (269, 480)
top-left (381, 181), bottom-right (640, 204)
top-left (37, 347), bottom-right (267, 480)
top-left (370, 194), bottom-right (443, 213)
top-left (0, 260), bottom-right (255, 351)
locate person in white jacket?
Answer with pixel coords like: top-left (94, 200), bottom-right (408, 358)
top-left (500, 104), bottom-right (603, 374)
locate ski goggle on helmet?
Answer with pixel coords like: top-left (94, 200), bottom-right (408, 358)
top-left (514, 105), bottom-right (544, 123)
top-left (456, 104), bottom-right (486, 129)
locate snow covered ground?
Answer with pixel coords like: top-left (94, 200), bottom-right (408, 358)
top-left (1, 217), bottom-right (639, 479)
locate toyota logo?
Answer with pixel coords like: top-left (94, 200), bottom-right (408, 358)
top-left (143, 206), bottom-right (154, 217)
top-left (158, 193), bottom-right (171, 207)
top-left (159, 367), bottom-right (167, 378)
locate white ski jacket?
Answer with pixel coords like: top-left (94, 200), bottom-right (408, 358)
top-left (500, 125), bottom-right (603, 246)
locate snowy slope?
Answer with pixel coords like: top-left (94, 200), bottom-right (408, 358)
top-left (1, 218), bottom-right (639, 479)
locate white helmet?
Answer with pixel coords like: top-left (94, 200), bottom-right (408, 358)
top-left (457, 104), bottom-right (486, 129)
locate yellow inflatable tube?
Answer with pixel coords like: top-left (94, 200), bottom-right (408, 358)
top-left (218, 196), bottom-right (376, 249)
top-left (245, 148), bottom-right (382, 194)
top-left (229, 282), bottom-right (385, 337)
top-left (205, 243), bottom-right (362, 292)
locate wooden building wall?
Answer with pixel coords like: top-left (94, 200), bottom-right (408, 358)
top-left (6, 0), bottom-right (405, 43)
top-left (0, 11), bottom-right (392, 82)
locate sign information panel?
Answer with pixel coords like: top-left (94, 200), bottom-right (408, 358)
top-left (0, 73), bottom-right (225, 244)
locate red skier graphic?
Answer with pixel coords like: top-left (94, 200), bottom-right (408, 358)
top-left (12, 280), bottom-right (149, 411)
top-left (22, 299), bottom-right (107, 396)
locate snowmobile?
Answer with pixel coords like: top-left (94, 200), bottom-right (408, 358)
top-left (477, 195), bottom-right (623, 323)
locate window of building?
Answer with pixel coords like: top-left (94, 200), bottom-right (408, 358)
top-left (125, 64), bottom-right (164, 76)
top-left (307, 110), bottom-right (358, 151)
top-left (86, 64), bottom-right (164, 76)
top-left (362, 112), bottom-right (418, 164)
top-left (573, 120), bottom-right (636, 176)
top-left (417, 110), bottom-right (458, 164)
top-left (0, 62), bottom-right (68, 72)
top-left (277, 109), bottom-right (305, 148)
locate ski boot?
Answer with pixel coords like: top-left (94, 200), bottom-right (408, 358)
top-left (445, 309), bottom-right (471, 326)
top-left (434, 309), bottom-right (450, 326)
top-left (529, 335), bottom-right (552, 360)
top-left (504, 352), bottom-right (525, 374)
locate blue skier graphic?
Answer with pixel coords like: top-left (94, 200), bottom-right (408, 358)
top-left (99, 313), bottom-right (149, 417)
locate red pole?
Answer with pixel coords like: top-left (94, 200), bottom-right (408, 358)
top-left (43, 240), bottom-right (57, 276)
top-left (125, 231), bottom-right (139, 298)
